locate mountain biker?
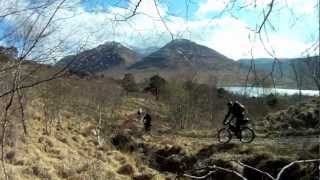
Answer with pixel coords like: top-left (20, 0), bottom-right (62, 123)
top-left (137, 108), bottom-right (152, 132)
top-left (143, 112), bottom-right (152, 132)
top-left (223, 101), bottom-right (247, 138)
top-left (137, 108), bottom-right (143, 117)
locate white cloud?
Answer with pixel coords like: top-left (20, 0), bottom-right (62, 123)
top-left (287, 0), bottom-right (318, 15)
top-left (244, 0), bottom-right (273, 8)
top-left (178, 17), bottom-right (312, 59)
top-left (244, 0), bottom-right (317, 15)
top-left (196, 0), bottom-right (230, 17)
top-left (0, 0), bottom-right (317, 61)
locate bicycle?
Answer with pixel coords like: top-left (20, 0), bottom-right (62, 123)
top-left (217, 117), bottom-right (255, 143)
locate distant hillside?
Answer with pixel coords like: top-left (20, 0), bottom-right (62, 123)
top-left (238, 56), bottom-right (320, 89)
top-left (238, 56), bottom-right (319, 74)
top-left (57, 42), bottom-right (141, 73)
top-left (129, 39), bottom-right (238, 71)
top-left (0, 46), bottom-right (17, 59)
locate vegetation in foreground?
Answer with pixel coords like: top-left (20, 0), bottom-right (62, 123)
top-left (0, 55), bottom-right (319, 179)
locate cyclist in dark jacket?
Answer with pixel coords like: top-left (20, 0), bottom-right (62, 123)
top-left (143, 113), bottom-right (152, 132)
top-left (224, 101), bottom-right (247, 137)
top-left (137, 108), bottom-right (152, 132)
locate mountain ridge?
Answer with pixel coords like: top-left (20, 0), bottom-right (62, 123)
top-left (56, 41), bottom-right (141, 73)
top-left (129, 39), bottom-right (237, 70)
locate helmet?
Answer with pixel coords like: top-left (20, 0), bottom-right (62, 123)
top-left (227, 101), bottom-right (233, 107)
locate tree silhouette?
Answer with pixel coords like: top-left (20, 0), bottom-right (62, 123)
top-left (121, 73), bottom-right (138, 95)
top-left (144, 75), bottom-right (166, 100)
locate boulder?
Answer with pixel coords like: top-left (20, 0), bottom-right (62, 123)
top-left (117, 164), bottom-right (134, 176)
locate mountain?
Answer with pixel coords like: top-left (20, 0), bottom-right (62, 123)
top-left (129, 39), bottom-right (237, 70)
top-left (57, 41), bottom-right (141, 73)
top-left (0, 46), bottom-right (18, 61)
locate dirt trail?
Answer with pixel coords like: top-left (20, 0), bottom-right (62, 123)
top-left (152, 133), bottom-right (319, 146)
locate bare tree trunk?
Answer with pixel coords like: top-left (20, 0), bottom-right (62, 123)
top-left (43, 104), bottom-right (49, 135)
top-left (290, 63), bottom-right (302, 100)
top-left (96, 105), bottom-right (102, 146)
top-left (17, 88), bottom-right (27, 135)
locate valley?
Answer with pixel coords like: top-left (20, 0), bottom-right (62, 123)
top-left (0, 0), bottom-right (319, 178)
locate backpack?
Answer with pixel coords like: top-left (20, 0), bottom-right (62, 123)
top-left (233, 101), bottom-right (246, 114)
top-left (143, 114), bottom-right (151, 125)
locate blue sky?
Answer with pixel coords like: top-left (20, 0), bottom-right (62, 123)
top-left (0, 0), bottom-right (318, 60)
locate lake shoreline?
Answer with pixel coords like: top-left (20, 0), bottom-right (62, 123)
top-left (222, 86), bottom-right (320, 97)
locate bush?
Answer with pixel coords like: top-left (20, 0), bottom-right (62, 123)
top-left (289, 118), bottom-right (305, 129)
top-left (265, 94), bottom-right (279, 107)
top-left (217, 88), bottom-right (227, 98)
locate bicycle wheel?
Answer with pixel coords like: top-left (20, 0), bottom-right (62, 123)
top-left (240, 127), bottom-right (255, 143)
top-left (218, 128), bottom-right (232, 143)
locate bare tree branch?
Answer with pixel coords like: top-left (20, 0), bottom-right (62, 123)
top-left (182, 159), bottom-right (320, 180)
top-left (16, 87), bottom-right (27, 135)
top-left (153, 0), bottom-right (174, 40)
top-left (236, 161), bottom-right (275, 180)
top-left (257, 0), bottom-right (275, 33)
top-left (276, 159), bottom-right (320, 180)
top-left (115, 0), bottom-right (143, 21)
top-left (0, 60), bottom-right (21, 180)
top-left (182, 170), bottom-right (217, 179)
top-left (19, 0), bottom-right (67, 61)
top-left (0, 2), bottom-right (55, 19)
top-left (182, 165), bottom-right (247, 180)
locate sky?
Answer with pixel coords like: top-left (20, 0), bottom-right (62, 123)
top-left (0, 0), bottom-right (319, 60)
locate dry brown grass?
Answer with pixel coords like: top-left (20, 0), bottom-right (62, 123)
top-left (0, 99), bottom-right (167, 180)
top-left (0, 85), bottom-right (315, 180)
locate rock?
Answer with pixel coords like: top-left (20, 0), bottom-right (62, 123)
top-left (5, 150), bottom-right (15, 160)
top-left (117, 164), bottom-right (134, 176)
